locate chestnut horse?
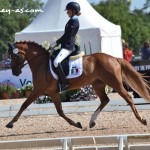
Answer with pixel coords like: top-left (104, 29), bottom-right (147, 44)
top-left (6, 41), bottom-right (150, 129)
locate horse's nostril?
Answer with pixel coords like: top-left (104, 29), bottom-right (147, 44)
top-left (12, 69), bottom-right (21, 76)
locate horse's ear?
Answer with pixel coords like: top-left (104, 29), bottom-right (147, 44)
top-left (7, 42), bottom-right (14, 53)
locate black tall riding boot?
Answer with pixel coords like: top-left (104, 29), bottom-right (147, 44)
top-left (56, 63), bottom-right (69, 92)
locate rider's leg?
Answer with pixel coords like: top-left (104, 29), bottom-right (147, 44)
top-left (54, 48), bottom-right (71, 67)
top-left (54, 48), bottom-right (72, 92)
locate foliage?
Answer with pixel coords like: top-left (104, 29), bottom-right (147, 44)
top-left (92, 0), bottom-right (150, 55)
top-left (0, 0), bottom-right (43, 60)
top-left (143, 0), bottom-right (150, 10)
top-left (0, 81), bottom-right (17, 96)
top-left (34, 85), bottom-right (97, 104)
top-left (70, 85), bottom-right (97, 102)
top-left (35, 94), bottom-right (52, 104)
top-left (2, 0), bottom-right (150, 58)
top-left (61, 85), bottom-right (98, 102)
top-left (60, 89), bottom-right (80, 102)
top-left (19, 83), bottom-right (33, 97)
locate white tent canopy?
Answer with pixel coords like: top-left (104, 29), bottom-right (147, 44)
top-left (15, 0), bottom-right (122, 57)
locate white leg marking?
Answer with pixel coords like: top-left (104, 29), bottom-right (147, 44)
top-left (90, 109), bottom-right (101, 123)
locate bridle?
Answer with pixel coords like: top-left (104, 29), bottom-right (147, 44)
top-left (10, 46), bottom-right (48, 69)
top-left (9, 47), bottom-right (27, 70)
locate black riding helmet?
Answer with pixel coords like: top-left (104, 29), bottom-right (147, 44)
top-left (65, 2), bottom-right (80, 14)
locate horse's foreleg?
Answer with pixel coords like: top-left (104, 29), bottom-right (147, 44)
top-left (89, 82), bottom-right (110, 128)
top-left (51, 93), bottom-right (82, 129)
top-left (6, 90), bottom-right (41, 128)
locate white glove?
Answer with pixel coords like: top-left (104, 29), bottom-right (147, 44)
top-left (50, 41), bottom-right (57, 48)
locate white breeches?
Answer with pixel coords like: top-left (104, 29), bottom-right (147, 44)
top-left (54, 48), bottom-right (72, 67)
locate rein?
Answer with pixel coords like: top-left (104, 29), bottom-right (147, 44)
top-left (22, 61), bottom-right (28, 67)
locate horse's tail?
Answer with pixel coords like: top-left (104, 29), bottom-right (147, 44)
top-left (117, 58), bottom-right (150, 102)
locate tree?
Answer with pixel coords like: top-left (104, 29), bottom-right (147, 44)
top-left (143, 0), bottom-right (150, 10)
top-left (0, 0), bottom-right (43, 60)
top-left (92, 0), bottom-right (150, 55)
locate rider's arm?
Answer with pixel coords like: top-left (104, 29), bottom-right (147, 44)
top-left (56, 19), bottom-right (78, 45)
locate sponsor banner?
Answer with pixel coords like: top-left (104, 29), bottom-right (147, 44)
top-left (131, 60), bottom-right (150, 71)
top-left (0, 68), bottom-right (32, 88)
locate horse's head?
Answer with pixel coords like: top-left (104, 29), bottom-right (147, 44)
top-left (7, 42), bottom-right (26, 76)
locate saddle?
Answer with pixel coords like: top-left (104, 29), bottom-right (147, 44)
top-left (51, 46), bottom-right (85, 76)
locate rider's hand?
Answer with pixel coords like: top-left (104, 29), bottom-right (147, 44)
top-left (50, 41), bottom-right (57, 48)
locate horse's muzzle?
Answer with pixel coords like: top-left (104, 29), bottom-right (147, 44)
top-left (12, 68), bottom-right (22, 76)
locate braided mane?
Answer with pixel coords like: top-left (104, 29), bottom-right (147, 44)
top-left (15, 41), bottom-right (48, 52)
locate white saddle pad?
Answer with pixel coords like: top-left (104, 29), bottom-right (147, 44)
top-left (49, 57), bottom-right (83, 80)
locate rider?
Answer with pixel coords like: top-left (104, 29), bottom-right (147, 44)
top-left (50, 2), bottom-right (81, 92)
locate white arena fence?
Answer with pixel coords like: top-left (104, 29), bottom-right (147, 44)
top-left (1, 98), bottom-right (150, 149)
top-left (0, 98), bottom-right (150, 118)
top-left (0, 134), bottom-right (150, 150)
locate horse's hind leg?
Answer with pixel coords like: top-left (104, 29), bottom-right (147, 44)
top-left (89, 80), bottom-right (110, 128)
top-left (116, 85), bottom-right (147, 125)
top-left (50, 93), bottom-right (82, 129)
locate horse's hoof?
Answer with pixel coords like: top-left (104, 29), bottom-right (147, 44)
top-left (142, 118), bottom-right (147, 125)
top-left (6, 123), bottom-right (13, 128)
top-left (89, 121), bottom-right (96, 128)
top-left (76, 122), bottom-right (82, 129)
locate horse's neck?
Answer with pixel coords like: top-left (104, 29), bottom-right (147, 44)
top-left (27, 47), bottom-right (48, 73)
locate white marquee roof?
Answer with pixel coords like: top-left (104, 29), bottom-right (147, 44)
top-left (22, 0), bottom-right (121, 36)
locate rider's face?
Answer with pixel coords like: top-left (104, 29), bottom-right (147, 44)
top-left (67, 9), bottom-right (73, 18)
